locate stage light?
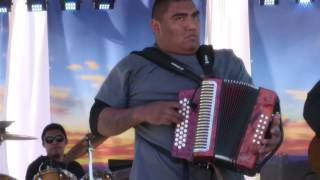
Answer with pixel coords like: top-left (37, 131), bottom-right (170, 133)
top-left (26, 0), bottom-right (47, 11)
top-left (0, 0), bottom-right (12, 13)
top-left (60, 0), bottom-right (81, 11)
top-left (296, 0), bottom-right (314, 6)
top-left (93, 0), bottom-right (115, 10)
top-left (259, 0), bottom-right (279, 6)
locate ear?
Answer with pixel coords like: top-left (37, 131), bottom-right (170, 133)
top-left (150, 19), bottom-right (161, 36)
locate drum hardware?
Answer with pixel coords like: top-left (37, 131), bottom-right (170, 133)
top-left (80, 134), bottom-right (112, 180)
top-left (33, 168), bottom-right (77, 180)
top-left (86, 135), bottom-right (94, 180)
top-left (0, 121), bottom-right (36, 145)
top-left (64, 133), bottom-right (111, 180)
top-left (81, 170), bottom-right (112, 180)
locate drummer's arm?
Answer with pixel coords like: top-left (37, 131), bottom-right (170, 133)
top-left (64, 135), bottom-right (107, 163)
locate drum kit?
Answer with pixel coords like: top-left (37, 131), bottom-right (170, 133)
top-left (78, 134), bottom-right (113, 180)
top-left (63, 134), bottom-right (131, 180)
top-left (33, 168), bottom-right (78, 180)
top-left (0, 121), bottom-right (130, 180)
top-left (28, 133), bottom-right (114, 180)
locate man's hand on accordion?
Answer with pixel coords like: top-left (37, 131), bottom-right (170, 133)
top-left (258, 113), bottom-right (282, 159)
top-left (133, 101), bottom-right (184, 125)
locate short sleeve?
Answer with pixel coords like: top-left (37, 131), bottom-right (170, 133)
top-left (227, 50), bottom-right (252, 84)
top-left (214, 49), bottom-right (252, 84)
top-left (304, 80), bottom-right (320, 136)
top-left (95, 57), bottom-right (132, 108)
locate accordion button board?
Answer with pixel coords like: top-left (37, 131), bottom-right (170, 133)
top-left (171, 78), bottom-right (279, 175)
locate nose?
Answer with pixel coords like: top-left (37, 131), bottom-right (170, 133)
top-left (185, 16), bottom-right (199, 31)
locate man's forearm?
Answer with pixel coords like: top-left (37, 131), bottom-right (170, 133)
top-left (97, 107), bottom-right (141, 137)
top-left (64, 135), bottom-right (107, 162)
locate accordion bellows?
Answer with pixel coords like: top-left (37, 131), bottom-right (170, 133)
top-left (172, 78), bottom-right (279, 174)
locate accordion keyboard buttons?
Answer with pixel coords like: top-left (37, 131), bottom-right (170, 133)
top-left (175, 98), bottom-right (191, 149)
top-left (252, 114), bottom-right (270, 145)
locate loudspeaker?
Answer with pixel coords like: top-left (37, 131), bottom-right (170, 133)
top-left (108, 159), bottom-right (132, 180)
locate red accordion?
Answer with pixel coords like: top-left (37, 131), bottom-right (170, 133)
top-left (171, 78), bottom-right (280, 174)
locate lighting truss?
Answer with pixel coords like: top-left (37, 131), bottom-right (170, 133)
top-left (259, 0), bottom-right (279, 6)
top-left (60, 0), bottom-right (81, 11)
top-left (26, 0), bottom-right (47, 11)
top-left (296, 0), bottom-right (315, 6)
top-left (93, 0), bottom-right (115, 10)
top-left (0, 0), bottom-right (12, 13)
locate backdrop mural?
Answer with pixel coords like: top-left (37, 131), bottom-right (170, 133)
top-left (47, 0), bottom-right (206, 169)
top-left (2, 0), bottom-right (318, 178)
top-left (249, 1), bottom-right (320, 179)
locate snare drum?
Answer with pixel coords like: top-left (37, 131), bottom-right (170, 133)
top-left (81, 170), bottom-right (112, 180)
top-left (0, 174), bottom-right (16, 180)
top-left (33, 168), bottom-right (77, 180)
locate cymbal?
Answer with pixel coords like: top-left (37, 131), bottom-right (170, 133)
top-left (0, 121), bottom-right (14, 130)
top-left (308, 136), bottom-right (320, 176)
top-left (0, 132), bottom-right (37, 141)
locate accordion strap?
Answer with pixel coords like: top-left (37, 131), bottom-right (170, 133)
top-left (196, 45), bottom-right (215, 77)
top-left (131, 45), bottom-right (215, 85)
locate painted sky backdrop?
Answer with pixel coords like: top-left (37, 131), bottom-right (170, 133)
top-left (47, 0), bottom-right (206, 168)
top-left (1, 0), bottom-right (317, 171)
top-left (249, 1), bottom-right (320, 155)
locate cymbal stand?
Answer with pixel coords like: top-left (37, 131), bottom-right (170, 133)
top-left (0, 129), bottom-right (4, 145)
top-left (87, 136), bottom-right (94, 180)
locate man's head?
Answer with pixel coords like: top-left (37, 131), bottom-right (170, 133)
top-left (151, 0), bottom-right (200, 55)
top-left (41, 123), bottom-right (68, 160)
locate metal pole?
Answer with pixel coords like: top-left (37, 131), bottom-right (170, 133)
top-left (87, 135), bottom-right (94, 180)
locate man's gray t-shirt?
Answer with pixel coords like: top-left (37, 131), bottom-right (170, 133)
top-left (96, 48), bottom-right (252, 180)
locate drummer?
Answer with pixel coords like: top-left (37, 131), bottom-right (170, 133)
top-left (25, 123), bottom-right (85, 180)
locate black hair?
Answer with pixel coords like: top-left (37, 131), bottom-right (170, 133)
top-left (41, 123), bottom-right (68, 143)
top-left (151, 0), bottom-right (191, 20)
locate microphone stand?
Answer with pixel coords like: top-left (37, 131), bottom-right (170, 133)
top-left (87, 135), bottom-right (94, 180)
